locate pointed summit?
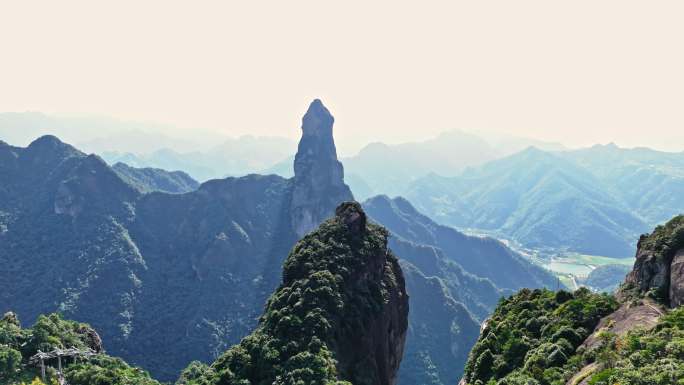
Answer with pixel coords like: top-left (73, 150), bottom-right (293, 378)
top-left (301, 98), bottom-right (334, 138)
top-left (296, 99), bottom-right (338, 172)
top-left (291, 99), bottom-right (354, 238)
top-left (22, 135), bottom-right (83, 168)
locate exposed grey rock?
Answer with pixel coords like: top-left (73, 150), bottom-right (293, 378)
top-left (669, 248), bottom-right (684, 307)
top-left (624, 236), bottom-right (671, 296)
top-left (291, 99), bottom-right (353, 237)
top-left (622, 215), bottom-right (684, 307)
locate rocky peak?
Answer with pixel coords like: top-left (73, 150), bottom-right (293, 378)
top-left (24, 135), bottom-right (82, 160)
top-left (335, 201), bottom-right (367, 234)
top-left (291, 99), bottom-right (353, 238)
top-left (192, 201), bottom-right (408, 385)
top-left (621, 215), bottom-right (684, 307)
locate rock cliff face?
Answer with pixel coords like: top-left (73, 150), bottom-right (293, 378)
top-left (181, 202), bottom-right (409, 385)
top-left (291, 99), bottom-right (353, 237)
top-left (622, 215), bottom-right (684, 307)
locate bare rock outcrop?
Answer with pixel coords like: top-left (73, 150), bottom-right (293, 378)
top-left (670, 248), bottom-right (684, 307)
top-left (621, 215), bottom-right (684, 307)
top-left (291, 99), bottom-right (354, 238)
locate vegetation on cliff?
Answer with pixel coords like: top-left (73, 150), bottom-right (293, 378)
top-left (462, 288), bottom-right (618, 385)
top-left (463, 215), bottom-right (684, 385)
top-left (0, 312), bottom-right (158, 385)
top-left (637, 214), bottom-right (684, 266)
top-left (581, 306), bottom-right (684, 385)
top-left (178, 202), bottom-right (408, 385)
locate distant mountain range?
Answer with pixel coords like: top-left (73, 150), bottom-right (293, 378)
top-left (406, 144), bottom-right (684, 258)
top-left (102, 135), bottom-right (297, 181)
top-left (111, 162), bottom-right (199, 194)
top-left (0, 111), bottom-right (297, 181)
top-left (0, 101), bottom-right (555, 385)
top-left (265, 130), bottom-right (566, 200)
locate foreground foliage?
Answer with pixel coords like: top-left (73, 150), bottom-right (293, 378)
top-left (462, 288), bottom-right (618, 385)
top-left (463, 290), bottom-right (684, 385)
top-left (0, 312), bottom-right (159, 385)
top-left (584, 306), bottom-right (684, 385)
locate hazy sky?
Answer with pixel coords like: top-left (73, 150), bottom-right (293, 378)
top-left (1, 1), bottom-right (683, 154)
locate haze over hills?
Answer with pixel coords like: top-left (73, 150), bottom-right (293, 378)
top-left (102, 135), bottom-right (298, 181)
top-left (0, 112), bottom-right (219, 154)
top-left (0, 100), bottom-right (555, 385)
top-left (0, 112), bottom-right (297, 181)
top-left (407, 144), bottom-right (684, 259)
top-left (2, 108), bottom-right (570, 192)
top-left (264, 129), bottom-right (567, 200)
top-left (562, 143), bottom-right (684, 226)
top-left (111, 162), bottom-right (199, 194)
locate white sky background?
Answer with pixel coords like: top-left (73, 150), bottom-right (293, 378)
top-left (1, 0), bottom-right (683, 154)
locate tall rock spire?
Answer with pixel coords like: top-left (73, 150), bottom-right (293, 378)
top-left (291, 99), bottom-right (354, 238)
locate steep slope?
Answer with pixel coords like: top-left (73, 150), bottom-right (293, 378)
top-left (407, 147), bottom-right (650, 257)
top-left (562, 143), bottom-right (684, 225)
top-left (291, 99), bottom-right (354, 238)
top-left (0, 100), bottom-right (353, 381)
top-left (461, 288), bottom-right (620, 385)
top-left (364, 195), bottom-right (557, 291)
top-left (178, 202), bottom-right (409, 385)
top-left (621, 215), bottom-right (684, 306)
top-left (398, 262), bottom-right (480, 385)
top-left (364, 195), bottom-right (559, 385)
top-left (112, 162), bottom-right (199, 193)
top-left (461, 215), bottom-right (684, 385)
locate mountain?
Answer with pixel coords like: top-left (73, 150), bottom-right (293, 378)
top-left (0, 311), bottom-right (160, 385)
top-left (460, 215), bottom-right (684, 385)
top-left (178, 202), bottom-right (409, 385)
top-left (398, 262), bottom-right (480, 385)
top-left (0, 100), bottom-right (352, 381)
top-left (561, 143), bottom-right (684, 226)
top-left (0, 111), bottom-right (297, 182)
top-left (364, 195), bottom-right (558, 292)
top-left (265, 130), bottom-right (566, 201)
top-left (363, 195), bottom-right (558, 385)
top-left (341, 131), bottom-right (497, 199)
top-left (0, 112), bottom-right (216, 154)
top-left (0, 102), bottom-right (564, 385)
top-left (290, 99), bottom-right (354, 238)
top-left (111, 162), bottom-right (199, 194)
top-left (102, 135), bottom-right (297, 181)
top-left (406, 147), bottom-right (657, 257)
top-left (621, 214), bottom-right (684, 306)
